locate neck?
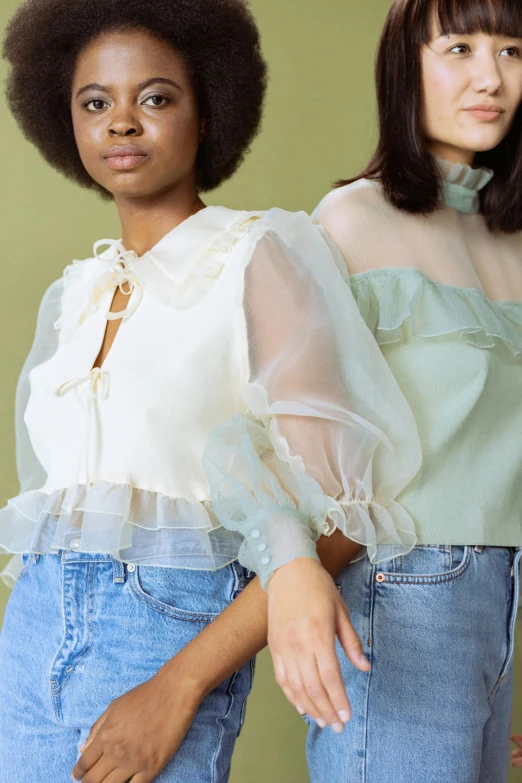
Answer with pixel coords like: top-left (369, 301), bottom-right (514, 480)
top-left (114, 183), bottom-right (206, 257)
top-left (427, 141), bottom-right (475, 167)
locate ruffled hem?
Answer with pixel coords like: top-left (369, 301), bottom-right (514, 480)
top-left (0, 482), bottom-right (244, 586)
top-left (350, 268), bottom-right (522, 359)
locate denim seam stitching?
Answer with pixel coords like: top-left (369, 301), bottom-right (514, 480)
top-left (128, 569), bottom-right (220, 623)
top-left (52, 562), bottom-right (95, 697)
top-left (211, 671), bottom-right (238, 783)
top-left (377, 546), bottom-right (471, 585)
top-left (361, 565), bottom-right (376, 783)
top-left (237, 659), bottom-right (254, 735)
top-left (488, 550), bottom-right (522, 704)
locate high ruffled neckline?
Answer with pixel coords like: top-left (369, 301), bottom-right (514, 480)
top-left (436, 157), bottom-right (494, 215)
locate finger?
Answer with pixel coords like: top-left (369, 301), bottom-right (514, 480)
top-left (511, 735), bottom-right (522, 748)
top-left (271, 649), bottom-right (317, 720)
top-left (80, 715), bottom-right (106, 753)
top-left (72, 743), bottom-right (104, 780)
top-left (315, 636), bottom-right (351, 725)
top-left (336, 604), bottom-right (371, 673)
top-left (100, 768), bottom-right (140, 783)
top-left (284, 656), bottom-right (332, 725)
top-left (294, 653), bottom-right (344, 732)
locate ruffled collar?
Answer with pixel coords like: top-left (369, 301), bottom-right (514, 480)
top-left (436, 157), bottom-right (494, 215)
top-left (57, 206), bottom-right (265, 341)
top-left (95, 205), bottom-right (258, 283)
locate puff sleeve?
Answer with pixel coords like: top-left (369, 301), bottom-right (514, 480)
top-left (203, 210), bottom-right (422, 587)
top-left (1, 279), bottom-right (63, 587)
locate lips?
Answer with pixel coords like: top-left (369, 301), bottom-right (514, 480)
top-left (465, 105), bottom-right (505, 121)
top-left (104, 145), bottom-right (149, 170)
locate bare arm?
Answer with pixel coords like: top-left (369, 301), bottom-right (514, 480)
top-left (155, 532), bottom-right (361, 699)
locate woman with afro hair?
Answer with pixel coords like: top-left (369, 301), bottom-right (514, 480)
top-left (0, 0), bottom-right (422, 780)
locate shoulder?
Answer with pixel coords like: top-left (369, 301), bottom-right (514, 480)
top-left (313, 179), bottom-right (390, 236)
top-left (246, 207), bottom-right (331, 253)
top-left (238, 208), bottom-right (350, 288)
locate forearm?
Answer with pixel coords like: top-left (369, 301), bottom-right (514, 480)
top-left (155, 532), bottom-right (361, 700)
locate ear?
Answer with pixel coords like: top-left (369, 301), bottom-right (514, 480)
top-left (199, 118), bottom-right (208, 143)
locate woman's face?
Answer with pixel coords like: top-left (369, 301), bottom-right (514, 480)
top-left (421, 28), bottom-right (522, 164)
top-left (71, 29), bottom-right (202, 200)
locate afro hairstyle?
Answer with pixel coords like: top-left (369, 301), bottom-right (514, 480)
top-left (3, 0), bottom-right (267, 196)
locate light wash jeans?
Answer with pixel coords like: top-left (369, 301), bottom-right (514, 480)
top-left (306, 545), bottom-right (522, 783)
top-left (0, 550), bottom-right (255, 782)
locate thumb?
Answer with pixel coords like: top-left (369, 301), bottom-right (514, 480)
top-left (336, 603), bottom-right (371, 673)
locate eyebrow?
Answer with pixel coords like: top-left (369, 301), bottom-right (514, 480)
top-left (75, 77), bottom-right (183, 99)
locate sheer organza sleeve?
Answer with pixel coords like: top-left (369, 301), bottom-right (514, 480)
top-left (203, 210), bottom-right (422, 587)
top-left (1, 279), bottom-right (63, 587)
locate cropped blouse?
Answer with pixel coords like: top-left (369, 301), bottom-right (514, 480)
top-left (0, 207), bottom-right (421, 588)
top-left (313, 159), bottom-right (522, 550)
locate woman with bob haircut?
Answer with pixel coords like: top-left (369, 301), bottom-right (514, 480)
top-left (0, 0), bottom-right (423, 780)
top-left (263, 0), bottom-right (522, 780)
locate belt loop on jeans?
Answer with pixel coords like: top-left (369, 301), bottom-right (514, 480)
top-left (112, 558), bottom-right (125, 583)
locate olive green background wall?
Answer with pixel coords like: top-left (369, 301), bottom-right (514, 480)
top-left (0, 0), bottom-right (520, 780)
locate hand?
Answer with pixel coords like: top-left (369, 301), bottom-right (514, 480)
top-left (71, 667), bottom-right (201, 782)
top-left (512, 735), bottom-right (522, 768)
top-left (267, 557), bottom-right (370, 733)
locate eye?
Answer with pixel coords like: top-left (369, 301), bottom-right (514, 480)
top-left (142, 94), bottom-right (170, 107)
top-left (500, 46), bottom-right (521, 58)
top-left (449, 43), bottom-right (471, 55)
top-left (83, 99), bottom-right (108, 112)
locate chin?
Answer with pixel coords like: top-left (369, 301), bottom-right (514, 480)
top-left (103, 180), bottom-right (162, 200)
top-left (457, 129), bottom-right (509, 156)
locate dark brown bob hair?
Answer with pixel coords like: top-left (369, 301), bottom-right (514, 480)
top-left (341, 0), bottom-right (522, 233)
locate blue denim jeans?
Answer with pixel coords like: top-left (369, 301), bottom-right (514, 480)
top-left (0, 551), bottom-right (255, 782)
top-left (306, 545), bottom-right (522, 783)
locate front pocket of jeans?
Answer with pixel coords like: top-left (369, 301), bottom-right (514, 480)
top-left (128, 564), bottom-right (235, 621)
top-left (375, 545), bottom-right (472, 585)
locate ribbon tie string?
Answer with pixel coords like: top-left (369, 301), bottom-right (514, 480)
top-left (52, 368), bottom-right (110, 490)
top-left (93, 239), bottom-right (144, 322)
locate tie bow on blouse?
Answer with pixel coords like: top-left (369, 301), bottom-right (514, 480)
top-left (93, 239), bottom-right (144, 322)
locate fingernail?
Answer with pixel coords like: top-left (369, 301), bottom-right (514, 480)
top-left (296, 705), bottom-right (305, 715)
top-left (339, 710), bottom-right (350, 723)
top-left (360, 654), bottom-right (371, 669)
top-left (316, 718), bottom-right (327, 728)
top-left (332, 722), bottom-right (344, 734)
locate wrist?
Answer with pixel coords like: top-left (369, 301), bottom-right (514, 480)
top-left (154, 647), bottom-right (210, 706)
top-left (268, 555), bottom-right (325, 591)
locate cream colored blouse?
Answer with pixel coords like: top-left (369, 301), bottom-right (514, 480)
top-left (0, 207), bottom-right (421, 587)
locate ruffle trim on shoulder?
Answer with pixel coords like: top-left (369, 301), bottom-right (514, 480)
top-left (0, 482), bottom-right (244, 586)
top-left (54, 258), bottom-right (106, 343)
top-left (350, 268), bottom-right (522, 359)
top-left (128, 211), bottom-right (264, 310)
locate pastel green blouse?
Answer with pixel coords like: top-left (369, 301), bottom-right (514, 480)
top-left (314, 160), bottom-right (522, 547)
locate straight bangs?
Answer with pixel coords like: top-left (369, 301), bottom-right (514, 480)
top-left (421, 0), bottom-right (522, 41)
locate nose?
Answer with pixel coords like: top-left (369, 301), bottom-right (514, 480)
top-left (107, 108), bottom-right (143, 137)
top-left (471, 54), bottom-right (502, 95)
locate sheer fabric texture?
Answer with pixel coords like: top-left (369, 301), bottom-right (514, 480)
top-left (1, 207), bottom-right (421, 588)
